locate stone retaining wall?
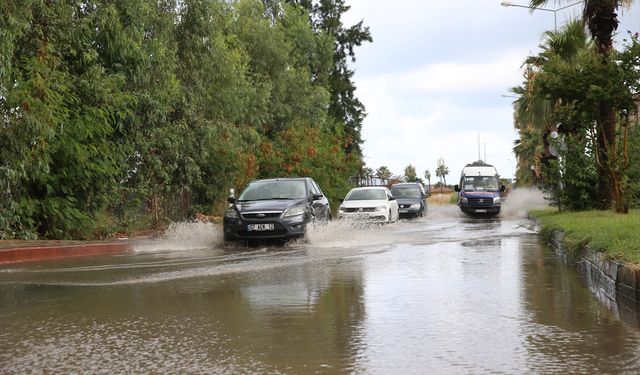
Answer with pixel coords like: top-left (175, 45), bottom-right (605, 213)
top-left (545, 229), bottom-right (640, 304)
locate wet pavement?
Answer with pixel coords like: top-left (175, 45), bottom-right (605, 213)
top-left (1, 205), bottom-right (640, 374)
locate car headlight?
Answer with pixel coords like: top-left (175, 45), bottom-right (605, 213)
top-left (338, 205), bottom-right (345, 212)
top-left (376, 206), bottom-right (386, 212)
top-left (284, 206), bottom-right (306, 218)
top-left (460, 196), bottom-right (468, 204)
top-left (493, 196), bottom-right (501, 204)
top-left (409, 203), bottom-right (421, 209)
top-left (225, 209), bottom-right (239, 219)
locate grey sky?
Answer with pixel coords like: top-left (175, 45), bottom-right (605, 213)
top-left (344, 0), bottom-right (640, 181)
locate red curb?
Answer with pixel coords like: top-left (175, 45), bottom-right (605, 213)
top-left (0, 242), bottom-right (133, 264)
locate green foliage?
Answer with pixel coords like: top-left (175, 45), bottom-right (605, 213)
top-left (542, 134), bottom-right (599, 211)
top-left (403, 165), bottom-right (418, 182)
top-left (284, 0), bottom-right (372, 155)
top-left (376, 166), bottom-right (392, 180)
top-left (435, 164), bottom-right (449, 186)
top-left (627, 124), bottom-right (640, 208)
top-left (1, 0), bottom-right (369, 238)
top-left (513, 20), bottom-right (640, 213)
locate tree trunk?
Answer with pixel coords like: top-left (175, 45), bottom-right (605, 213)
top-left (596, 101), bottom-right (615, 209)
top-left (588, 1), bottom-right (625, 212)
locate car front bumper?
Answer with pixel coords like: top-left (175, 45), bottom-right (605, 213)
top-left (398, 207), bottom-right (422, 215)
top-left (459, 204), bottom-right (501, 215)
top-left (223, 216), bottom-right (307, 240)
top-left (336, 211), bottom-right (388, 222)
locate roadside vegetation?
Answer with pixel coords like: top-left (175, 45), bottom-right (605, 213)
top-left (511, 1), bottom-right (640, 213)
top-left (532, 209), bottom-right (640, 264)
top-left (0, 0), bottom-right (371, 239)
top-left (512, 1), bottom-right (640, 267)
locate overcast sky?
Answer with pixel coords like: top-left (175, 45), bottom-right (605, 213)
top-left (343, 0), bottom-right (640, 182)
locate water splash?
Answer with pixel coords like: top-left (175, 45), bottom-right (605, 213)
top-left (500, 188), bottom-right (549, 219)
top-left (133, 222), bottom-right (221, 253)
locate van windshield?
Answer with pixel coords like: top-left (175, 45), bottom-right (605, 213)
top-left (463, 176), bottom-right (499, 191)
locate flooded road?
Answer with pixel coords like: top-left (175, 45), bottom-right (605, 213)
top-left (2, 204), bottom-right (640, 374)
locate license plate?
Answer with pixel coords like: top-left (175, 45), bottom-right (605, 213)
top-left (475, 209), bottom-right (487, 213)
top-left (399, 209), bottom-right (408, 213)
top-left (247, 223), bottom-right (275, 231)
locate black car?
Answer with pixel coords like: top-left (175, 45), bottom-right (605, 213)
top-left (223, 177), bottom-right (331, 241)
top-left (390, 182), bottom-right (427, 218)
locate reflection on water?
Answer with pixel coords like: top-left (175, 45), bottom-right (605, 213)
top-left (1, 207), bottom-right (640, 374)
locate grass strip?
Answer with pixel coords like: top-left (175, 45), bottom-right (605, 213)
top-left (530, 209), bottom-right (640, 264)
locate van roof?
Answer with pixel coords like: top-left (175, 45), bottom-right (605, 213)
top-left (464, 160), bottom-right (494, 168)
top-left (461, 161), bottom-right (498, 177)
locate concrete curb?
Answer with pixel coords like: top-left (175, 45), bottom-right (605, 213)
top-left (0, 242), bottom-right (133, 264)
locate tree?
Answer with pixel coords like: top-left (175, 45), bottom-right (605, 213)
top-left (436, 164), bottom-right (449, 189)
top-left (284, 0), bottom-right (372, 156)
top-left (404, 165), bottom-right (418, 182)
top-left (424, 170), bottom-right (432, 190)
top-left (530, 0), bottom-right (635, 212)
top-left (510, 20), bottom-right (590, 190)
top-left (0, 0), bottom-right (371, 239)
top-left (376, 166), bottom-right (392, 181)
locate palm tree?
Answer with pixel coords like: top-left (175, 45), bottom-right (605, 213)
top-left (511, 19), bottom-right (590, 187)
top-left (376, 166), bottom-right (392, 182)
top-left (364, 167), bottom-right (374, 185)
top-left (529, 0), bottom-right (634, 212)
top-left (435, 164), bottom-right (449, 191)
top-left (442, 165), bottom-right (449, 188)
top-left (424, 169), bottom-right (431, 191)
top-left (376, 166), bottom-right (392, 179)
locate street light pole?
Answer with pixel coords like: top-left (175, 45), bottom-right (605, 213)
top-left (500, 0), bottom-right (584, 31)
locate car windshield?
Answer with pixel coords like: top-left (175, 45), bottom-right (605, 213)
top-left (391, 186), bottom-right (421, 198)
top-left (238, 180), bottom-right (306, 200)
top-left (345, 189), bottom-right (386, 201)
top-left (463, 176), bottom-right (499, 191)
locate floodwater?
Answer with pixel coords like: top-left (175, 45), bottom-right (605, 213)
top-left (1, 194), bottom-right (640, 374)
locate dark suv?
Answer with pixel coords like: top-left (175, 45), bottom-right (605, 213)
top-left (223, 177), bottom-right (331, 241)
top-left (390, 182), bottom-right (427, 218)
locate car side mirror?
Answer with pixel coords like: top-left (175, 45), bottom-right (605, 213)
top-left (339, 198), bottom-right (344, 203)
top-left (454, 185), bottom-right (460, 192)
top-left (227, 196), bottom-right (236, 204)
top-left (312, 193), bottom-right (324, 201)
top-left (500, 185), bottom-right (506, 192)
top-left (389, 196), bottom-right (396, 201)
